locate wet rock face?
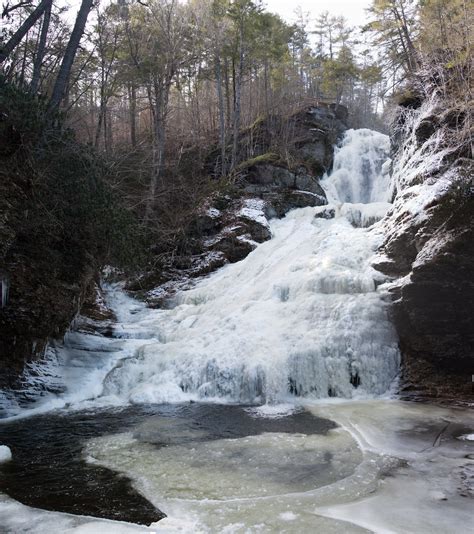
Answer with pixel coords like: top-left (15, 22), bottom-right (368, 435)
top-left (244, 164), bottom-right (327, 196)
top-left (242, 164), bottom-right (328, 217)
top-left (377, 99), bottom-right (474, 399)
top-left (393, 222), bottom-right (474, 398)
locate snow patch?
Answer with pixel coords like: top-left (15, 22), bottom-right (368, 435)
top-left (238, 199), bottom-right (270, 229)
top-left (206, 207), bottom-right (221, 219)
top-left (0, 446), bottom-right (12, 463)
top-left (279, 512), bottom-right (297, 521)
top-left (236, 234), bottom-right (258, 247)
top-left (457, 433), bottom-right (474, 441)
top-left (245, 403), bottom-right (299, 419)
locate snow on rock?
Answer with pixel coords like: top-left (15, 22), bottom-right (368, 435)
top-left (237, 234), bottom-right (259, 248)
top-left (206, 207), bottom-right (221, 219)
top-left (457, 433), bottom-right (474, 441)
top-left (374, 91), bottom-right (474, 397)
top-left (294, 190), bottom-right (327, 203)
top-left (145, 252), bottom-right (227, 306)
top-left (238, 199), bottom-right (270, 229)
top-left (0, 445), bottom-right (12, 463)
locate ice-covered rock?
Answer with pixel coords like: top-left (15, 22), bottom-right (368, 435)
top-left (0, 445), bottom-right (12, 463)
top-left (339, 202), bottom-right (391, 228)
top-left (375, 92), bottom-right (474, 398)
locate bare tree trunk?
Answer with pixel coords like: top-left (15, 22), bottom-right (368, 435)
top-left (49, 0), bottom-right (94, 109)
top-left (145, 77), bottom-right (171, 224)
top-left (392, 3), bottom-right (418, 72)
top-left (264, 58), bottom-right (269, 115)
top-left (215, 54), bottom-right (226, 176)
top-left (224, 57), bottom-right (231, 129)
top-left (0, 0), bottom-right (52, 64)
top-left (19, 31), bottom-right (29, 84)
top-left (128, 82), bottom-right (137, 148)
top-left (30, 0), bottom-right (51, 93)
top-left (231, 24), bottom-right (244, 171)
top-left (95, 100), bottom-right (106, 148)
top-left (89, 89), bottom-right (95, 144)
top-left (328, 27), bottom-right (334, 60)
top-left (105, 108), bottom-right (112, 153)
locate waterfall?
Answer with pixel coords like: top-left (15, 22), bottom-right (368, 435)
top-left (101, 128), bottom-right (400, 405)
top-left (322, 128), bottom-right (392, 204)
top-left (0, 129), bottom-right (401, 417)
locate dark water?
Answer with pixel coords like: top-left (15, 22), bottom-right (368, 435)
top-left (0, 403), bottom-right (336, 525)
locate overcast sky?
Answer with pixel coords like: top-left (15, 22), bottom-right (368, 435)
top-left (264, 0), bottom-right (372, 28)
top-left (63, 0), bottom-right (373, 30)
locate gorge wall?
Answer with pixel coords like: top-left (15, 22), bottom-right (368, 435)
top-left (375, 92), bottom-right (474, 399)
top-left (0, 83), bottom-right (125, 391)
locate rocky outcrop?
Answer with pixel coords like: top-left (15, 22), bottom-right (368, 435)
top-left (0, 82), bottom-right (129, 391)
top-left (130, 103), bottom-right (348, 307)
top-left (375, 94), bottom-right (474, 399)
top-left (0, 170), bottom-right (99, 389)
top-left (239, 163), bottom-right (327, 218)
top-left (129, 197), bottom-right (276, 307)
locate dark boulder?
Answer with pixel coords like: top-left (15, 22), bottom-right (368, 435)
top-left (264, 190), bottom-right (327, 219)
top-left (210, 234), bottom-right (256, 264)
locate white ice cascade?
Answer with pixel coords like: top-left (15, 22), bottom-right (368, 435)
top-left (100, 128), bottom-right (400, 405)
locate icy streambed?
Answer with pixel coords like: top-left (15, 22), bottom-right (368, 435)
top-left (0, 400), bottom-right (473, 533)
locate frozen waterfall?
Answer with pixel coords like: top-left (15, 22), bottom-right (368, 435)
top-left (322, 128), bottom-right (392, 204)
top-left (102, 128), bottom-right (400, 405)
top-left (0, 128), bottom-right (400, 416)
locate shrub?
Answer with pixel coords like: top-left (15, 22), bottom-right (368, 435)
top-left (0, 76), bottom-right (146, 275)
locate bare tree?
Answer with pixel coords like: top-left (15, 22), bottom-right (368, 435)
top-left (30, 0), bottom-right (51, 92)
top-left (0, 0), bottom-right (52, 64)
top-left (143, 0), bottom-right (193, 223)
top-left (49, 0), bottom-right (94, 109)
top-left (94, 7), bottom-right (120, 150)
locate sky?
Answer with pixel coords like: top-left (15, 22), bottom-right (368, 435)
top-left (62, 0), bottom-right (373, 31)
top-left (264, 0), bottom-right (372, 28)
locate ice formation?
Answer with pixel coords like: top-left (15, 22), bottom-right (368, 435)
top-left (100, 128), bottom-right (400, 405)
top-left (0, 128), bottom-right (400, 415)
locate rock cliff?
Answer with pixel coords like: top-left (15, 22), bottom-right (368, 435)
top-left (375, 93), bottom-right (473, 399)
top-left (130, 104), bottom-right (348, 306)
top-left (0, 82), bottom-right (134, 391)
